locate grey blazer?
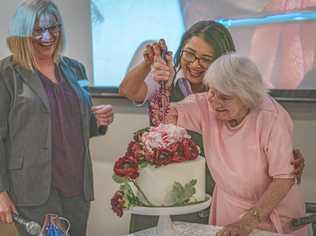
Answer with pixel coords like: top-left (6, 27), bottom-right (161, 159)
top-left (0, 56), bottom-right (105, 206)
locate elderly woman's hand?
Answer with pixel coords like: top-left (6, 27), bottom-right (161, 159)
top-left (91, 104), bottom-right (113, 127)
top-left (216, 220), bottom-right (254, 236)
top-left (291, 149), bottom-right (305, 184)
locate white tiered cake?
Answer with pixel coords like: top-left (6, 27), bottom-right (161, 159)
top-left (111, 124), bottom-right (206, 217)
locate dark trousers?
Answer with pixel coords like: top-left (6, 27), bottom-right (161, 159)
top-left (15, 187), bottom-right (90, 236)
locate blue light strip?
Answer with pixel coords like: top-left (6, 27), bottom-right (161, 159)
top-left (217, 11), bottom-right (316, 28)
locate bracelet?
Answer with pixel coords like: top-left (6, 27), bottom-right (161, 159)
top-left (248, 207), bottom-right (262, 223)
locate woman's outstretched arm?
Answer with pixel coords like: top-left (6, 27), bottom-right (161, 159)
top-left (119, 61), bottom-right (150, 102)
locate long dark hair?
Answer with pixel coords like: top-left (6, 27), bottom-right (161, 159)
top-left (174, 20), bottom-right (236, 69)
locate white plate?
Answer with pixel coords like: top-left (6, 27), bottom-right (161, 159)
top-left (126, 194), bottom-right (211, 216)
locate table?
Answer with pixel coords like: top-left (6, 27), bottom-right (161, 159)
top-left (127, 222), bottom-right (289, 236)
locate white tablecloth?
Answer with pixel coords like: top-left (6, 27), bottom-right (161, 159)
top-left (127, 222), bottom-right (289, 236)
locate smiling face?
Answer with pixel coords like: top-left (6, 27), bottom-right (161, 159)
top-left (180, 36), bottom-right (215, 92)
top-left (31, 14), bottom-right (61, 62)
top-left (207, 88), bottom-right (249, 125)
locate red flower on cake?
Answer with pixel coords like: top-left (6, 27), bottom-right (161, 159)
top-left (127, 141), bottom-right (145, 161)
top-left (111, 191), bottom-right (125, 217)
top-left (114, 155), bottom-right (139, 179)
top-left (181, 138), bottom-right (199, 160)
top-left (169, 142), bottom-right (185, 163)
top-left (151, 148), bottom-right (174, 166)
top-left (167, 142), bottom-right (180, 153)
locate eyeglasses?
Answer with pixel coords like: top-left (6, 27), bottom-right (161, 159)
top-left (181, 50), bottom-right (214, 68)
top-left (32, 24), bottom-right (62, 39)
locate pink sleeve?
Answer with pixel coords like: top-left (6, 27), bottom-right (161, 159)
top-left (174, 95), bottom-right (202, 134)
top-left (264, 109), bottom-right (295, 179)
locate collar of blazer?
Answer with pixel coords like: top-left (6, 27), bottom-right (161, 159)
top-left (13, 60), bottom-right (50, 112)
top-left (10, 56), bottom-right (87, 115)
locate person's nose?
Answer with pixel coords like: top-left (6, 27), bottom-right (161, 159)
top-left (190, 58), bottom-right (202, 69)
top-left (40, 30), bottom-right (53, 42)
top-left (213, 101), bottom-right (224, 109)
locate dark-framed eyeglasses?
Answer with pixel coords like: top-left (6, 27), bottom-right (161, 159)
top-left (180, 49), bottom-right (214, 68)
top-left (32, 24), bottom-right (62, 39)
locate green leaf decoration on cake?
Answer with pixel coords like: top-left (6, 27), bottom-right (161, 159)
top-left (119, 183), bottom-right (142, 207)
top-left (170, 179), bottom-right (197, 206)
top-left (112, 174), bottom-right (129, 184)
top-left (139, 160), bottom-right (149, 169)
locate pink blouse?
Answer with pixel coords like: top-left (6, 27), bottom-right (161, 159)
top-left (174, 92), bottom-right (307, 235)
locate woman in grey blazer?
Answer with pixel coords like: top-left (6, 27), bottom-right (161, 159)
top-left (0, 0), bottom-right (113, 235)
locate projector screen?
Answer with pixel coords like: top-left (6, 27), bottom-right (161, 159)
top-left (90, 0), bottom-right (316, 92)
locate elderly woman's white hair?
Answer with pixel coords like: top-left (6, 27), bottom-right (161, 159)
top-left (203, 53), bottom-right (267, 109)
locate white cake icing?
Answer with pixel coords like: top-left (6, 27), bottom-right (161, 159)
top-left (136, 156), bottom-right (205, 206)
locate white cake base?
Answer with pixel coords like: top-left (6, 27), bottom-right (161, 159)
top-left (135, 156), bottom-right (206, 206)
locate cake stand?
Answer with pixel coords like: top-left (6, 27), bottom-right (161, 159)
top-left (126, 194), bottom-right (211, 236)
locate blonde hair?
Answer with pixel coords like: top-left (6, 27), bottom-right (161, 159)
top-left (7, 0), bottom-right (65, 70)
top-left (203, 53), bottom-right (267, 109)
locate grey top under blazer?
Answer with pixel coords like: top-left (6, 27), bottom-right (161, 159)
top-left (0, 56), bottom-right (106, 206)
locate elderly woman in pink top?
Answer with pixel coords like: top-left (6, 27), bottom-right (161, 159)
top-left (166, 53), bottom-right (308, 236)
